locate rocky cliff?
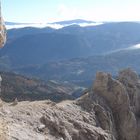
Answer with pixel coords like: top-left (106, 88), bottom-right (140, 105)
top-left (0, 68), bottom-right (140, 140)
top-left (0, 3), bottom-right (6, 48)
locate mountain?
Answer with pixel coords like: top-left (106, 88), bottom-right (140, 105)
top-left (5, 19), bottom-right (100, 29)
top-left (0, 72), bottom-right (85, 102)
top-left (7, 27), bottom-right (55, 42)
top-left (2, 22), bottom-right (140, 68)
top-left (2, 20), bottom-right (140, 139)
top-left (0, 22), bottom-right (140, 87)
top-left (11, 47), bottom-right (140, 87)
top-left (0, 69), bottom-right (140, 140)
top-left (51, 19), bottom-right (95, 25)
top-left (2, 32), bottom-right (92, 66)
top-left (58, 22), bottom-right (140, 53)
top-left (1, 22), bottom-right (140, 87)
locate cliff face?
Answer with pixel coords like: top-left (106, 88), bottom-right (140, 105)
top-left (0, 4), bottom-right (6, 48)
top-left (93, 68), bottom-right (138, 140)
top-left (0, 68), bottom-right (140, 140)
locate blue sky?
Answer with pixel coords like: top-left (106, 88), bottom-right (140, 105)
top-left (1, 0), bottom-right (140, 23)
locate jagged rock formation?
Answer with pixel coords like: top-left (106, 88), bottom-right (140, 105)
top-left (0, 1), bottom-right (6, 105)
top-left (0, 2), bottom-right (6, 48)
top-left (0, 68), bottom-right (140, 140)
top-left (93, 68), bottom-right (138, 140)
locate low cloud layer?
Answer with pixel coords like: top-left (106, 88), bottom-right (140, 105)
top-left (6, 22), bottom-right (103, 29)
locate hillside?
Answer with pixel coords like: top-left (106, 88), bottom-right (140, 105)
top-left (0, 72), bottom-right (84, 102)
top-left (0, 22), bottom-right (140, 88)
top-left (2, 32), bottom-right (92, 66)
top-left (51, 19), bottom-right (95, 25)
top-left (1, 22), bottom-right (140, 68)
top-left (7, 27), bottom-right (55, 41)
top-left (12, 48), bottom-right (140, 87)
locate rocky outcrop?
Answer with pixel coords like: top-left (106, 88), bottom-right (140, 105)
top-left (0, 3), bottom-right (6, 48)
top-left (93, 69), bottom-right (137, 140)
top-left (0, 100), bottom-right (114, 140)
top-left (29, 68), bottom-right (140, 140)
top-left (118, 68), bottom-right (140, 115)
top-left (40, 101), bottom-right (114, 140)
top-left (0, 69), bottom-right (140, 140)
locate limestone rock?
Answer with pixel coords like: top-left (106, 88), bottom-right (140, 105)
top-left (93, 69), bottom-right (139, 140)
top-left (0, 3), bottom-right (6, 48)
top-left (118, 68), bottom-right (140, 115)
top-left (40, 101), bottom-right (114, 140)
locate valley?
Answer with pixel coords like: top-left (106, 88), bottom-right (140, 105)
top-left (1, 21), bottom-right (140, 88)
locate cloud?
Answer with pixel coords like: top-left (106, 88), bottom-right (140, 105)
top-left (6, 22), bottom-right (104, 30)
top-left (6, 23), bottom-right (64, 29)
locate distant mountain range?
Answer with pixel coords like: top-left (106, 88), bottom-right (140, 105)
top-left (2, 22), bottom-right (140, 65)
top-left (50, 19), bottom-right (95, 25)
top-left (5, 19), bottom-right (103, 29)
top-left (1, 21), bottom-right (140, 87)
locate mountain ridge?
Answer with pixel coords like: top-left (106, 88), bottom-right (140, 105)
top-left (1, 22), bottom-right (140, 87)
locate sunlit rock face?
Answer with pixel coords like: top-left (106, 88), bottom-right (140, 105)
top-left (0, 3), bottom-right (6, 48)
top-left (0, 2), bottom-right (6, 99)
top-left (92, 68), bottom-right (140, 140)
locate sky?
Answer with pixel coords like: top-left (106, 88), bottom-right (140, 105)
top-left (1, 0), bottom-right (140, 23)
